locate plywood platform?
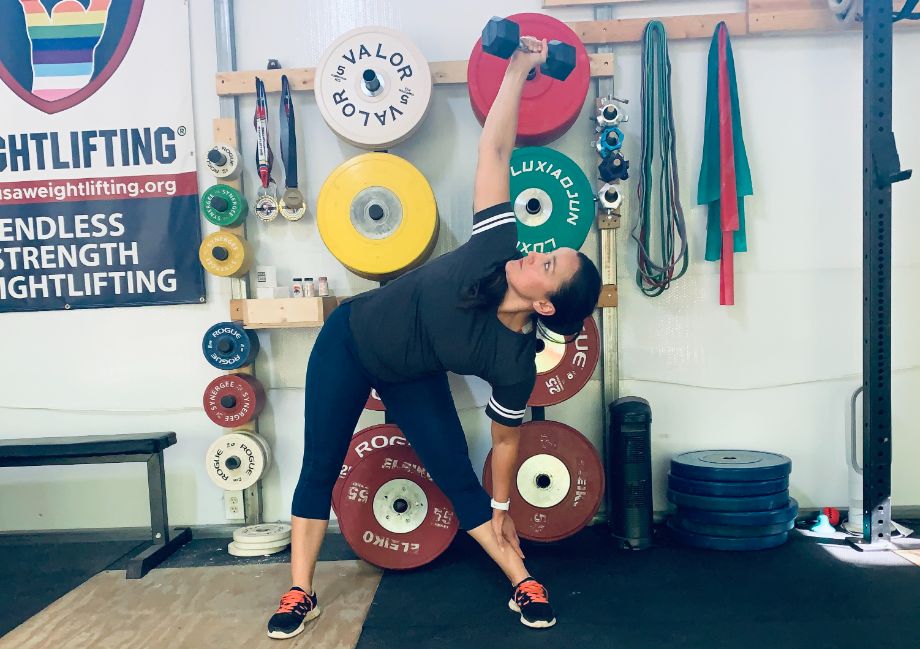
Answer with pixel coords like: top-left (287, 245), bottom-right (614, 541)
top-left (0, 560), bottom-right (381, 649)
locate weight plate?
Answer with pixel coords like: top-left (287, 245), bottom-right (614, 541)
top-left (670, 515), bottom-right (795, 539)
top-left (364, 388), bottom-right (385, 411)
top-left (199, 231), bottom-right (252, 278)
top-left (203, 374), bottom-right (266, 427)
top-left (667, 521), bottom-right (790, 551)
top-left (667, 472), bottom-right (788, 498)
top-left (231, 536), bottom-right (290, 550)
top-left (200, 185), bottom-right (248, 227)
top-left (205, 432), bottom-right (271, 491)
top-left (676, 498), bottom-right (800, 527)
top-left (314, 26), bottom-right (432, 150)
top-left (671, 450), bottom-right (792, 483)
top-left (529, 316), bottom-right (599, 406)
top-left (244, 431), bottom-right (273, 477)
top-left (510, 147), bottom-right (594, 254)
top-left (667, 489), bottom-right (790, 513)
top-left (332, 424), bottom-right (409, 516)
top-left (468, 13), bottom-right (590, 146)
top-left (482, 420), bottom-right (604, 542)
top-left (233, 523), bottom-right (292, 545)
top-left (202, 321), bottom-right (260, 370)
top-left (205, 143), bottom-right (241, 180)
top-left (317, 153), bottom-right (438, 281)
top-left (228, 540), bottom-right (289, 557)
top-left (338, 445), bottom-right (458, 570)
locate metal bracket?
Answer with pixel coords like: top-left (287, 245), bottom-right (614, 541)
top-left (872, 130), bottom-right (913, 187)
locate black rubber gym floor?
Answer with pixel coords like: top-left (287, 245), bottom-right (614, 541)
top-left (0, 538), bottom-right (146, 637)
top-left (3, 525), bottom-right (919, 648)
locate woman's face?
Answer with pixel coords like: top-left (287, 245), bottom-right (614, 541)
top-left (505, 247), bottom-right (580, 312)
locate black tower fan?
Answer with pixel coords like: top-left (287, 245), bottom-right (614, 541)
top-left (607, 397), bottom-right (653, 549)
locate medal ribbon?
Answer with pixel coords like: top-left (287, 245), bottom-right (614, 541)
top-left (279, 75), bottom-right (298, 190)
top-left (253, 77), bottom-right (274, 190)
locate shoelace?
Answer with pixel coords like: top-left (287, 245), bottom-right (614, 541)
top-left (276, 590), bottom-right (310, 614)
top-left (516, 581), bottom-right (549, 605)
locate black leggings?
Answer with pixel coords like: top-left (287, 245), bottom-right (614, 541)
top-left (292, 302), bottom-right (492, 531)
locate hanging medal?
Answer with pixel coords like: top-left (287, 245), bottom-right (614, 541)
top-left (278, 75), bottom-right (308, 221)
top-left (253, 77), bottom-right (279, 222)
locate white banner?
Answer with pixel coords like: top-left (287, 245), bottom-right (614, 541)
top-left (0, 0), bottom-right (204, 312)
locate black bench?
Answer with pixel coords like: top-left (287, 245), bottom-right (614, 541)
top-left (0, 432), bottom-right (192, 579)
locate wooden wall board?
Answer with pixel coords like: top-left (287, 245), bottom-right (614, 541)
top-left (217, 54), bottom-right (615, 96)
top-left (749, 0), bottom-right (917, 34)
top-left (570, 12), bottom-right (748, 43)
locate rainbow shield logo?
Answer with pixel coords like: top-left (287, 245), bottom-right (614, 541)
top-left (0, 0), bottom-right (144, 114)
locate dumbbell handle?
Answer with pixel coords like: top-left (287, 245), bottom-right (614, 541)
top-left (515, 38), bottom-right (543, 53)
top-left (514, 38), bottom-right (565, 55)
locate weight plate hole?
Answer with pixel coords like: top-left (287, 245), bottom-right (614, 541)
top-left (363, 68), bottom-right (382, 93)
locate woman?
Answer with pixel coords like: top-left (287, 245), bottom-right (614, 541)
top-left (267, 37), bottom-right (601, 639)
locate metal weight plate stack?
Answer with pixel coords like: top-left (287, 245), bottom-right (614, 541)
top-left (482, 420), bottom-right (604, 542)
top-left (317, 153), bottom-right (439, 281)
top-left (510, 147), bottom-right (594, 255)
top-left (228, 523), bottom-right (292, 557)
top-left (667, 450), bottom-right (797, 550)
top-left (468, 13), bottom-right (590, 146)
top-left (529, 316), bottom-right (600, 407)
top-left (337, 444), bottom-right (458, 570)
top-left (314, 26), bottom-right (433, 150)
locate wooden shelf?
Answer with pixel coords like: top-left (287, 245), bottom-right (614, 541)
top-left (216, 54), bottom-right (615, 96)
top-left (230, 297), bottom-right (339, 329)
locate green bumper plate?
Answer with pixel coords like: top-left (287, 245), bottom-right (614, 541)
top-left (509, 147), bottom-right (594, 254)
top-left (201, 184), bottom-right (248, 227)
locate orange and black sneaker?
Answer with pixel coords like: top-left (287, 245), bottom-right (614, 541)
top-left (267, 586), bottom-right (321, 639)
top-left (508, 577), bottom-right (556, 629)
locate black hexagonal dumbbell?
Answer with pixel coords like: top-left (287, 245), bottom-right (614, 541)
top-left (481, 16), bottom-right (577, 81)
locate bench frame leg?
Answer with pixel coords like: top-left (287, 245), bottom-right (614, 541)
top-left (126, 451), bottom-right (192, 579)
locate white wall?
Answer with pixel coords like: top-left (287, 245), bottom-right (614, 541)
top-left (1, 0), bottom-right (918, 532)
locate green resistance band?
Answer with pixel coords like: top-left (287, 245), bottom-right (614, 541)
top-left (632, 20), bottom-right (689, 297)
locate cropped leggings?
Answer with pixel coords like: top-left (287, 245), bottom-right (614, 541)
top-left (291, 301), bottom-right (492, 531)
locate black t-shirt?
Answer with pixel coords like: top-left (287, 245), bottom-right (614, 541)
top-left (347, 203), bottom-right (536, 427)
